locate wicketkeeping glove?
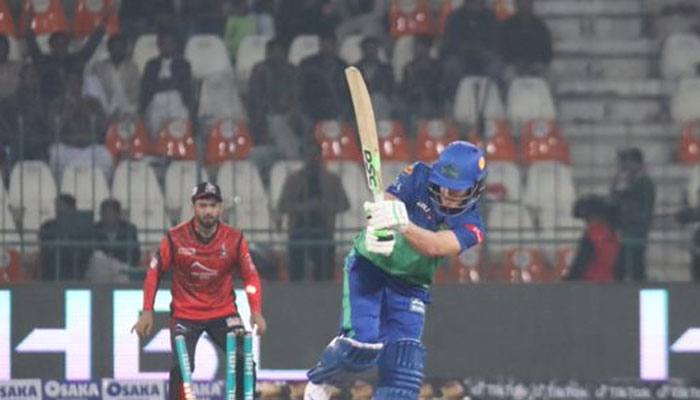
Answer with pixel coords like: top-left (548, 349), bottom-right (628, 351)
top-left (364, 200), bottom-right (409, 233)
top-left (365, 226), bottom-right (396, 256)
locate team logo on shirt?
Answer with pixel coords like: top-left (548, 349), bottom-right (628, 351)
top-left (178, 247), bottom-right (196, 256)
top-left (409, 298), bottom-right (425, 315)
top-left (189, 261), bottom-right (218, 280)
top-left (465, 224), bottom-right (485, 244)
top-left (416, 201), bottom-right (433, 220)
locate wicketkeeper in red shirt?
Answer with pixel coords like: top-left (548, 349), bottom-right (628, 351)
top-left (131, 181), bottom-right (267, 399)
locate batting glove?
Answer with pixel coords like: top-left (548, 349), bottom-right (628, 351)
top-left (365, 226), bottom-right (396, 257)
top-left (364, 200), bottom-right (409, 233)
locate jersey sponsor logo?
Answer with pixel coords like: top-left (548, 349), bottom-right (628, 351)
top-left (409, 298), bottom-right (425, 315)
top-left (178, 247), bottom-right (196, 256)
top-left (102, 380), bottom-right (164, 400)
top-left (0, 380), bottom-right (41, 400)
top-left (189, 261), bottom-right (218, 280)
top-left (417, 201), bottom-right (431, 215)
top-left (226, 316), bottom-right (243, 328)
top-left (402, 164), bottom-right (414, 175)
top-left (43, 380), bottom-right (100, 400)
top-left (465, 224), bottom-right (485, 244)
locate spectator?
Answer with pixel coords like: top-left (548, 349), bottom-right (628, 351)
top-left (277, 141), bottom-right (349, 280)
top-left (119, 0), bottom-right (176, 39)
top-left (276, 0), bottom-right (341, 47)
top-left (87, 34), bottom-right (140, 119)
top-left (611, 148), bottom-right (656, 281)
top-left (299, 32), bottom-right (349, 123)
top-left (48, 69), bottom-right (111, 178)
top-left (401, 35), bottom-right (443, 124)
top-left (25, 17), bottom-right (106, 101)
top-left (356, 36), bottom-right (393, 118)
top-left (565, 195), bottom-right (620, 282)
top-left (223, 0), bottom-right (256, 63)
top-left (139, 26), bottom-right (193, 137)
top-left (0, 64), bottom-right (51, 161)
top-left (39, 194), bottom-right (93, 281)
top-left (249, 38), bottom-right (302, 158)
top-left (499, 0), bottom-right (553, 80)
top-left (92, 199), bottom-right (140, 266)
top-left (0, 35), bottom-right (21, 100)
top-left (441, 0), bottom-right (501, 96)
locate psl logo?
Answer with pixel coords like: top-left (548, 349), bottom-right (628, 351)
top-left (639, 289), bottom-right (700, 380)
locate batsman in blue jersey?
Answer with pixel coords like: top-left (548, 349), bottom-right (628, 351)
top-left (304, 141), bottom-right (488, 400)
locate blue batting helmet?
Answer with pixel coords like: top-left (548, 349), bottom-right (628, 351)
top-left (428, 141), bottom-right (488, 216)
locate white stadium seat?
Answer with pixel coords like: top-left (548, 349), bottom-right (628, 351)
top-left (392, 35), bottom-right (414, 83)
top-left (0, 177), bottom-right (20, 247)
top-left (486, 202), bottom-right (537, 251)
top-left (9, 161), bottom-right (57, 240)
top-left (507, 77), bottom-right (556, 125)
top-left (288, 34), bottom-right (320, 66)
top-left (185, 35), bottom-right (233, 79)
top-left (60, 162), bottom-right (110, 220)
top-left (7, 35), bottom-right (21, 62)
top-left (217, 161), bottom-right (271, 241)
top-left (327, 162), bottom-right (371, 248)
top-left (686, 165), bottom-right (700, 207)
top-left (453, 76), bottom-right (506, 127)
top-left (486, 161), bottom-right (522, 202)
top-left (339, 34), bottom-right (388, 65)
top-left (661, 33), bottom-right (700, 80)
top-left (164, 161), bottom-right (210, 215)
top-left (523, 162), bottom-right (576, 213)
top-left (235, 35), bottom-right (271, 87)
top-left (133, 34), bottom-right (158, 74)
top-left (671, 78), bottom-right (700, 123)
top-left (198, 71), bottom-right (247, 121)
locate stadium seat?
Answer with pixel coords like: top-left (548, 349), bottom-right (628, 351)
top-left (327, 161), bottom-right (371, 251)
top-left (494, 0), bottom-right (516, 21)
top-left (153, 119), bottom-right (196, 160)
top-left (453, 77), bottom-right (505, 128)
top-left (449, 244), bottom-right (482, 283)
top-left (7, 35), bottom-right (21, 61)
top-left (553, 247), bottom-right (576, 280)
top-left (288, 34), bottom-right (319, 66)
top-left (382, 161), bottom-right (411, 190)
top-left (485, 161), bottom-right (521, 202)
top-left (0, 248), bottom-right (23, 283)
top-left (19, 0), bottom-right (68, 36)
top-left (72, 0), bottom-right (119, 38)
top-left (60, 161), bottom-right (110, 219)
top-left (686, 164), bottom-right (700, 206)
top-left (506, 77), bottom-right (556, 126)
top-left (678, 120), bottom-right (700, 164)
top-left (185, 35), bottom-right (233, 79)
top-left (235, 35), bottom-right (271, 87)
top-left (198, 71), bottom-right (247, 122)
top-left (486, 202), bottom-right (537, 252)
top-left (523, 161), bottom-right (576, 214)
top-left (377, 120), bottom-right (410, 161)
top-left (339, 34), bottom-right (388, 64)
top-left (0, 0), bottom-right (16, 35)
top-left (389, 0), bottom-right (433, 39)
top-left (467, 119), bottom-right (517, 162)
top-left (314, 120), bottom-right (362, 162)
top-left (105, 119), bottom-right (150, 161)
top-left (502, 247), bottom-right (552, 282)
top-left (671, 78), bottom-right (700, 123)
top-left (538, 209), bottom-right (583, 263)
top-left (205, 119), bottom-right (253, 165)
top-left (133, 34), bottom-right (158, 74)
top-left (437, 0), bottom-right (463, 35)
top-left (391, 35), bottom-right (414, 83)
top-left (8, 161), bottom-right (56, 246)
top-left (164, 160), bottom-right (210, 216)
top-left (519, 118), bottom-right (570, 165)
top-left (217, 160), bottom-right (271, 241)
top-left (415, 119), bottom-right (460, 162)
top-left (0, 178), bottom-right (21, 250)
top-left (661, 33), bottom-right (700, 80)
top-left (112, 160), bottom-right (168, 244)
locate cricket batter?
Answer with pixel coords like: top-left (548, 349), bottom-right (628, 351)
top-left (131, 182), bottom-right (267, 400)
top-left (304, 141), bottom-right (488, 400)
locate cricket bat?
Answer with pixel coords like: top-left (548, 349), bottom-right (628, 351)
top-left (345, 66), bottom-right (384, 203)
top-left (345, 66), bottom-right (393, 240)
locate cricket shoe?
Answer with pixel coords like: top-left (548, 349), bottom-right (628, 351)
top-left (303, 381), bottom-right (336, 400)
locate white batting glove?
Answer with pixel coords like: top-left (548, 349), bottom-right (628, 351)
top-left (363, 200), bottom-right (409, 233)
top-left (365, 226), bottom-right (396, 257)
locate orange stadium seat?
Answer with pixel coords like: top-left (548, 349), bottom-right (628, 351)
top-left (495, 0), bottom-right (516, 21)
top-left (19, 0), bottom-right (68, 36)
top-left (0, 0), bottom-right (16, 35)
top-left (502, 248), bottom-right (552, 283)
top-left (389, 0), bottom-right (433, 39)
top-left (553, 247), bottom-right (576, 281)
top-left (314, 120), bottom-right (362, 162)
top-left (205, 119), bottom-right (253, 165)
top-left (73, 0), bottom-right (120, 38)
top-left (678, 120), bottom-right (700, 164)
top-left (520, 118), bottom-right (570, 165)
top-left (450, 245), bottom-right (482, 283)
top-left (468, 119), bottom-right (517, 162)
top-left (0, 248), bottom-right (22, 283)
top-left (377, 120), bottom-right (411, 161)
top-left (416, 119), bottom-right (460, 162)
top-left (105, 119), bottom-right (150, 161)
top-left (153, 119), bottom-right (196, 160)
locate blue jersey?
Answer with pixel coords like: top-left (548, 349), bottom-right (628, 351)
top-left (353, 162), bottom-right (486, 288)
